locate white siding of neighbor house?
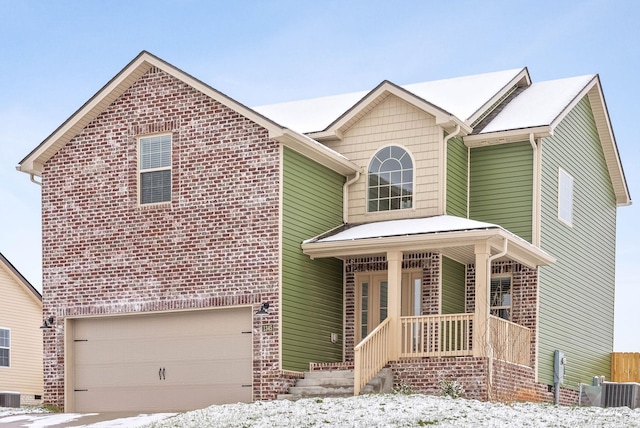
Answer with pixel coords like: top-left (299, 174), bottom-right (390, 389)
top-left (325, 94), bottom-right (443, 223)
top-left (0, 264), bottom-right (43, 396)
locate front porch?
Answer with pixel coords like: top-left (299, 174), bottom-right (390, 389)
top-left (301, 216), bottom-right (555, 400)
top-left (355, 313), bottom-right (531, 395)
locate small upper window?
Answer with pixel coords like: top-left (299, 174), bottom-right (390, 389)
top-left (139, 134), bottom-right (172, 205)
top-left (0, 329), bottom-right (9, 367)
top-left (558, 168), bottom-right (574, 226)
top-left (368, 146), bottom-right (413, 212)
top-left (490, 277), bottom-right (511, 321)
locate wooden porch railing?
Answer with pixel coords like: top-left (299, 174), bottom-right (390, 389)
top-left (611, 352), bottom-right (640, 382)
top-left (487, 315), bottom-right (531, 366)
top-left (354, 317), bottom-right (391, 395)
top-left (400, 314), bottom-right (474, 357)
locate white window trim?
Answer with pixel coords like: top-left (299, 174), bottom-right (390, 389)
top-left (558, 167), bottom-right (574, 227)
top-left (0, 327), bottom-right (10, 368)
top-left (137, 133), bottom-right (173, 207)
top-left (366, 144), bottom-right (416, 213)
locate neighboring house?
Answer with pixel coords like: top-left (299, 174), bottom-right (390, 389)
top-left (17, 51), bottom-right (630, 412)
top-left (0, 252), bottom-right (43, 406)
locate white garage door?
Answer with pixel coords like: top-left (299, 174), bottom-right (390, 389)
top-left (70, 307), bottom-right (253, 412)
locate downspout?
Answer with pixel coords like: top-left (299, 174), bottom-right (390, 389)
top-left (343, 171), bottom-right (360, 224)
top-left (442, 124), bottom-right (461, 215)
top-left (486, 237), bottom-right (508, 393)
top-left (528, 133), bottom-right (542, 382)
top-left (529, 133), bottom-right (540, 246)
top-left (467, 146), bottom-right (471, 218)
top-left (30, 174), bottom-right (42, 186)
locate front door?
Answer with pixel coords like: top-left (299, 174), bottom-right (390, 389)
top-left (356, 271), bottom-right (422, 342)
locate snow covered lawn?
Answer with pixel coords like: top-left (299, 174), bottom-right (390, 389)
top-left (143, 394), bottom-right (640, 428)
top-left (3, 394), bottom-right (640, 427)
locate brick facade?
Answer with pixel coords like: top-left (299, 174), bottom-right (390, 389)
top-left (466, 261), bottom-right (539, 368)
top-left (341, 255), bottom-right (577, 405)
top-left (40, 67), bottom-right (283, 407)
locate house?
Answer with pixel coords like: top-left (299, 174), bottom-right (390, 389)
top-left (17, 51), bottom-right (630, 412)
top-left (0, 252), bottom-right (43, 406)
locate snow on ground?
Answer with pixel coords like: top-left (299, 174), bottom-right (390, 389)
top-left (143, 394), bottom-right (640, 428)
top-left (3, 394), bottom-right (640, 427)
top-left (0, 408), bottom-right (174, 428)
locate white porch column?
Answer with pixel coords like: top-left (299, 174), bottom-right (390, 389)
top-left (473, 242), bottom-right (491, 358)
top-left (387, 250), bottom-right (402, 360)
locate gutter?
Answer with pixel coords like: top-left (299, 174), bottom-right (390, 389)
top-left (30, 174), bottom-right (42, 186)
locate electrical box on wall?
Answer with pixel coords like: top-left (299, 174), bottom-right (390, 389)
top-left (554, 350), bottom-right (566, 385)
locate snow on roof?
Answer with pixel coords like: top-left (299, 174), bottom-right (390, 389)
top-left (253, 69), bottom-right (525, 134)
top-left (479, 75), bottom-right (596, 134)
top-left (402, 68), bottom-right (524, 123)
top-left (307, 215), bottom-right (499, 243)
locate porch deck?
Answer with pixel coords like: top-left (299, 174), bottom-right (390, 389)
top-left (354, 314), bottom-right (531, 394)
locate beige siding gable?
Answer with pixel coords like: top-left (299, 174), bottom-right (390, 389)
top-left (0, 263), bottom-right (43, 396)
top-left (326, 94), bottom-right (443, 223)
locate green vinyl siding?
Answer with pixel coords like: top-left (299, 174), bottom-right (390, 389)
top-left (538, 97), bottom-right (617, 388)
top-left (282, 147), bottom-right (345, 372)
top-left (469, 141), bottom-right (533, 242)
top-left (441, 256), bottom-right (465, 314)
top-left (446, 136), bottom-right (468, 218)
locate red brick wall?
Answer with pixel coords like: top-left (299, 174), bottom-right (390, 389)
top-left (390, 357), bottom-right (489, 401)
top-left (40, 67), bottom-right (282, 407)
top-left (466, 261), bottom-right (539, 368)
top-left (390, 357), bottom-right (578, 405)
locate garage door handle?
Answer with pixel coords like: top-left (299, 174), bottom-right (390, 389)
top-left (162, 367), bottom-right (166, 380)
top-left (159, 368), bottom-right (162, 380)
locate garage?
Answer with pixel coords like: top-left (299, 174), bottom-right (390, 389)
top-left (67, 307), bottom-right (253, 412)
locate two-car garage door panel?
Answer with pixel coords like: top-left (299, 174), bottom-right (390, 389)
top-left (72, 308), bottom-right (253, 412)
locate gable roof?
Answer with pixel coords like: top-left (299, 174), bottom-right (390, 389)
top-left (17, 51), bottom-right (360, 177)
top-left (465, 75), bottom-right (630, 206)
top-left (254, 68), bottom-right (529, 135)
top-left (0, 252), bottom-right (41, 304)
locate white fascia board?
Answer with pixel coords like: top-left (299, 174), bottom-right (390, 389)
top-left (275, 129), bottom-right (361, 176)
top-left (464, 126), bottom-right (552, 147)
top-left (302, 227), bottom-right (554, 267)
top-left (18, 51), bottom-right (286, 177)
top-left (18, 56), bottom-right (153, 176)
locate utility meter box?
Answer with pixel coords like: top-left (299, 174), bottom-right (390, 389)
top-left (554, 350), bottom-right (566, 385)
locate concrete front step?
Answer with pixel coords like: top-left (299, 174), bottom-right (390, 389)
top-left (295, 377), bottom-right (353, 387)
top-left (278, 368), bottom-right (392, 400)
top-left (303, 369), bottom-right (354, 379)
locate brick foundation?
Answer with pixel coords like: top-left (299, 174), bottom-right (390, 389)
top-left (390, 357), bottom-right (578, 405)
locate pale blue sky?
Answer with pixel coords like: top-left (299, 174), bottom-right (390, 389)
top-left (1, 0), bottom-right (638, 350)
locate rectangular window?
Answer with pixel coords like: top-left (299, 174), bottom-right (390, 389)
top-left (139, 134), bottom-right (172, 205)
top-left (558, 168), bottom-right (574, 226)
top-left (0, 329), bottom-right (9, 367)
top-left (490, 277), bottom-right (511, 321)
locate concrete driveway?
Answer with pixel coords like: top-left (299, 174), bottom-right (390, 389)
top-left (0, 411), bottom-right (175, 427)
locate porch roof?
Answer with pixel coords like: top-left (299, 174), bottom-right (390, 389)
top-left (301, 215), bottom-right (555, 269)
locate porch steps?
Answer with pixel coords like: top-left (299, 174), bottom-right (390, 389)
top-left (277, 368), bottom-right (393, 400)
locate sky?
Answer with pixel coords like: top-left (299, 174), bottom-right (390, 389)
top-left (0, 1), bottom-right (637, 351)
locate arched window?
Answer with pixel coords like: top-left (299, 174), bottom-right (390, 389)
top-left (368, 146), bottom-right (413, 212)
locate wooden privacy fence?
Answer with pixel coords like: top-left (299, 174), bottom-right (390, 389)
top-left (611, 352), bottom-right (640, 382)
